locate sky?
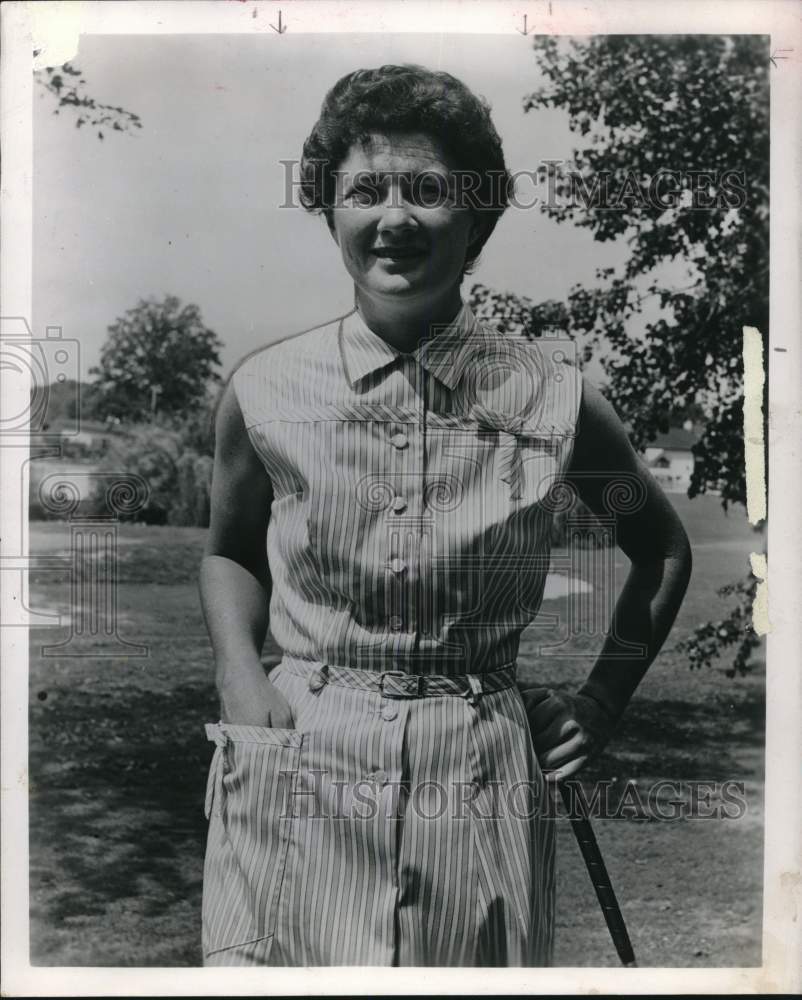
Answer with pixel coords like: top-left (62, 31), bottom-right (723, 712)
top-left (33, 32), bottom-right (628, 380)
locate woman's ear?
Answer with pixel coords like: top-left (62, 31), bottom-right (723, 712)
top-left (468, 212), bottom-right (487, 247)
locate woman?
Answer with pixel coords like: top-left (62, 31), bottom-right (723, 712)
top-left (199, 65), bottom-right (692, 967)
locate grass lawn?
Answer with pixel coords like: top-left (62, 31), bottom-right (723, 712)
top-left (27, 493), bottom-right (765, 967)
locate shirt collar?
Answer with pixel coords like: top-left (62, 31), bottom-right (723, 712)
top-left (341, 301), bottom-right (482, 391)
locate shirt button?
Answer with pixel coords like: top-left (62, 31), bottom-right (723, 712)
top-left (381, 702), bottom-right (399, 721)
top-left (392, 496), bottom-right (407, 514)
top-left (390, 432), bottom-right (409, 450)
top-left (389, 558), bottom-right (407, 575)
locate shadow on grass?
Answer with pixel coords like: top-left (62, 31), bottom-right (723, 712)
top-left (29, 681), bottom-right (218, 965)
top-left (548, 684), bottom-right (766, 787)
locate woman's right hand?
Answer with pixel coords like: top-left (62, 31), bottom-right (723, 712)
top-left (219, 668), bottom-right (294, 729)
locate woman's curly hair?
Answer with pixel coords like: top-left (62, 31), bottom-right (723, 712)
top-left (299, 64), bottom-right (513, 272)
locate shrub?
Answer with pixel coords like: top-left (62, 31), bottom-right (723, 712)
top-left (90, 421), bottom-right (212, 526)
top-left (28, 458), bottom-right (107, 522)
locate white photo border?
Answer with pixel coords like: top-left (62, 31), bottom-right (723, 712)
top-left (2, 0), bottom-right (800, 994)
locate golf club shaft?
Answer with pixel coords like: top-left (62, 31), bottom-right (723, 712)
top-left (559, 777), bottom-right (637, 967)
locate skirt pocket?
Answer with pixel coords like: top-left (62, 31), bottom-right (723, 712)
top-left (202, 722), bottom-right (303, 963)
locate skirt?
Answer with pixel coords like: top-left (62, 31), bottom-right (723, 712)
top-left (201, 655), bottom-right (556, 966)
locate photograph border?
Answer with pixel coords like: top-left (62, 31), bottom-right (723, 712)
top-left (2, 0), bottom-right (800, 994)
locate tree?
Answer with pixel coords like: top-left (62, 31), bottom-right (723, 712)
top-left (522, 35), bottom-right (768, 509)
top-left (89, 296), bottom-right (223, 423)
top-left (473, 35), bottom-right (768, 675)
top-left (35, 62), bottom-right (142, 140)
top-left (469, 285), bottom-right (573, 343)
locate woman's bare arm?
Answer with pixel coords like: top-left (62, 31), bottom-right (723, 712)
top-left (199, 377), bottom-right (293, 728)
top-left (523, 380), bottom-right (692, 779)
top-left (570, 380), bottom-right (693, 714)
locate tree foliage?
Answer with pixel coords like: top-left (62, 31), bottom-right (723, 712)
top-left (469, 285), bottom-right (573, 344)
top-left (93, 422), bottom-right (213, 526)
top-left (676, 578), bottom-right (761, 679)
top-left (36, 62), bottom-right (142, 140)
top-left (89, 296), bottom-right (223, 423)
top-left (523, 34), bottom-right (768, 509)
top-left (33, 377), bottom-right (103, 430)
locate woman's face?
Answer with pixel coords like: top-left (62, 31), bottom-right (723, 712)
top-left (327, 132), bottom-right (481, 308)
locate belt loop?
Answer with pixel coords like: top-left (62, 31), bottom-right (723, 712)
top-left (465, 674), bottom-right (484, 706)
top-left (308, 663), bottom-right (329, 694)
top-left (205, 721), bottom-right (230, 750)
top-left (204, 722), bottom-right (229, 820)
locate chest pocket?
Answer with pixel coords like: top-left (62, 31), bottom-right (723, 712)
top-left (469, 405), bottom-right (566, 506)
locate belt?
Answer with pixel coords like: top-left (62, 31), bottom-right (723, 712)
top-left (277, 658), bottom-right (518, 703)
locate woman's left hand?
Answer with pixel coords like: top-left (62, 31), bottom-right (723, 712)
top-left (520, 687), bottom-right (618, 782)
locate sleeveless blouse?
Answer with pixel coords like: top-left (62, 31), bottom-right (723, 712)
top-left (232, 301), bottom-right (582, 677)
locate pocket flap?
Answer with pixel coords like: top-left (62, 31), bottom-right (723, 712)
top-left (212, 722), bottom-right (303, 748)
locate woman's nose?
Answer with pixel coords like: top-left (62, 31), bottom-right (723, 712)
top-left (376, 184), bottom-right (417, 233)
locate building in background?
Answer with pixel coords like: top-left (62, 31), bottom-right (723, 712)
top-left (643, 421), bottom-right (701, 494)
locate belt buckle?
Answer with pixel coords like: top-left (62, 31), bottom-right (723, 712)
top-left (380, 670), bottom-right (424, 699)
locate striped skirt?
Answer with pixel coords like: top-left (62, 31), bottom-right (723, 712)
top-left (201, 656), bottom-right (556, 966)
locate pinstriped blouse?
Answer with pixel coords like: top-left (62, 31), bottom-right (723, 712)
top-left (232, 301), bottom-right (582, 677)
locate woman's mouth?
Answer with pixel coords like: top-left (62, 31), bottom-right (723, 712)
top-left (371, 246), bottom-right (427, 261)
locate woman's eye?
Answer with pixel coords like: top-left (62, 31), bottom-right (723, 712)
top-left (346, 183), bottom-right (381, 207)
top-left (407, 174), bottom-right (451, 207)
